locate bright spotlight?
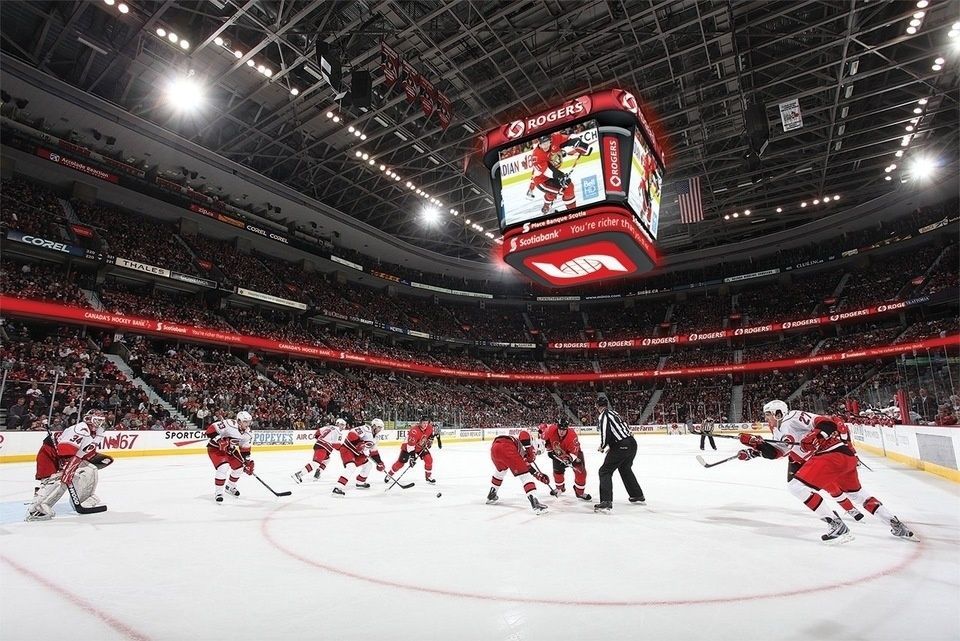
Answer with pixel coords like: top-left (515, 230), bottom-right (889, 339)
top-left (913, 107), bottom-right (922, 114)
top-left (165, 75), bottom-right (204, 113)
top-left (910, 156), bottom-right (937, 180)
top-left (932, 64), bottom-right (942, 71)
top-left (906, 26), bottom-right (917, 34)
top-left (361, 153), bottom-right (369, 160)
top-left (909, 19), bottom-right (921, 27)
top-left (916, 0), bottom-right (928, 7)
top-left (234, 50), bottom-right (242, 59)
top-left (156, 28), bottom-right (166, 37)
top-left (348, 126), bottom-right (355, 133)
top-left (368, 159), bottom-right (375, 165)
top-left (895, 150), bottom-right (904, 157)
top-left (422, 207), bottom-right (440, 225)
top-left (355, 151), bottom-right (362, 158)
top-left (885, 175), bottom-right (892, 181)
top-left (934, 57), bottom-right (945, 65)
top-left (380, 165), bottom-right (386, 171)
top-left (118, 3), bottom-right (129, 13)
top-left (257, 65), bottom-right (266, 74)
top-left (180, 40), bottom-right (189, 50)
top-left (744, 209), bottom-right (751, 214)
top-left (918, 98), bottom-right (927, 105)
top-left (326, 111), bottom-right (333, 118)
top-left (813, 199), bottom-right (820, 205)
top-left (104, 0), bottom-right (115, 5)
top-left (360, 134), bottom-right (367, 140)
top-left (214, 37), bottom-right (224, 47)
top-left (801, 202), bottom-right (807, 207)
top-left (264, 68), bottom-right (272, 77)
top-left (332, 116), bottom-right (340, 123)
top-left (290, 88), bottom-right (299, 96)
top-left (776, 207), bottom-right (782, 213)
top-left (168, 32), bottom-right (179, 44)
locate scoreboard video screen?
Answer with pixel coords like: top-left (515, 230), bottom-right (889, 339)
top-left (497, 120), bottom-right (605, 228)
top-left (482, 89), bottom-right (666, 287)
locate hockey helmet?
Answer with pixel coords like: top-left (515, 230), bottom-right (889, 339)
top-left (236, 410), bottom-right (253, 428)
top-left (537, 134), bottom-right (552, 148)
top-left (83, 409), bottom-right (106, 429)
top-left (762, 400), bottom-right (789, 420)
top-left (335, 418), bottom-right (347, 429)
top-left (558, 418), bottom-right (569, 431)
top-left (370, 418), bottom-right (384, 435)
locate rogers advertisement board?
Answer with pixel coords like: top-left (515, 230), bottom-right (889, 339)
top-left (547, 296), bottom-right (934, 350)
top-left (1, 296), bottom-right (955, 383)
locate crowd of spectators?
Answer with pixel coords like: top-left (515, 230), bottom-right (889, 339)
top-left (99, 281), bottom-right (233, 330)
top-left (72, 200), bottom-right (201, 276)
top-left (838, 245), bottom-right (942, 310)
top-left (589, 302), bottom-right (668, 340)
top-left (735, 270), bottom-right (843, 325)
top-left (1, 258), bottom-right (89, 307)
top-left (1, 177), bottom-right (67, 238)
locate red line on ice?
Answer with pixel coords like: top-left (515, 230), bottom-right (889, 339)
top-left (261, 500), bottom-right (924, 607)
top-left (1, 555), bottom-right (152, 641)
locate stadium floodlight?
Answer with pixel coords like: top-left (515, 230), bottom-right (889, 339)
top-left (326, 111), bottom-right (333, 118)
top-left (180, 40), bottom-right (189, 50)
top-left (168, 32), bottom-right (179, 44)
top-left (360, 134), bottom-right (367, 140)
top-left (801, 202), bottom-right (807, 207)
top-left (913, 11), bottom-right (925, 18)
top-left (909, 19), bottom-right (921, 27)
top-left (257, 65), bottom-right (266, 74)
top-left (910, 156), bottom-right (936, 180)
top-left (732, 212), bottom-right (739, 218)
top-left (885, 175), bottom-right (892, 181)
top-left (331, 115), bottom-right (339, 122)
top-left (234, 50), bottom-right (242, 59)
top-left (214, 37), bottom-right (224, 47)
top-left (918, 98), bottom-right (927, 105)
top-left (104, 0), bottom-right (115, 5)
top-left (913, 107), bottom-right (922, 114)
top-left (118, 3), bottom-right (129, 13)
top-left (348, 126), bottom-right (355, 133)
top-left (368, 159), bottom-right (375, 166)
top-left (744, 209), bottom-right (751, 215)
top-left (422, 207), bottom-right (439, 225)
top-left (361, 153), bottom-right (369, 160)
top-left (906, 125), bottom-right (914, 132)
top-left (723, 214), bottom-right (730, 220)
top-left (353, 130), bottom-right (361, 137)
top-left (156, 28), bottom-right (166, 37)
top-left (290, 88), bottom-right (299, 96)
top-left (895, 150), bottom-right (904, 158)
top-left (813, 199), bottom-right (820, 205)
top-left (164, 75), bottom-right (204, 113)
top-left (264, 68), bottom-right (272, 77)
top-left (776, 207), bottom-right (782, 213)
top-left (246, 59), bottom-right (255, 67)
top-left (906, 26), bottom-right (917, 34)
top-left (916, 0), bottom-right (928, 7)
top-left (380, 165), bottom-right (386, 171)
top-left (354, 151), bottom-right (362, 158)
top-left (932, 64), bottom-right (942, 71)
top-left (833, 195), bottom-right (840, 201)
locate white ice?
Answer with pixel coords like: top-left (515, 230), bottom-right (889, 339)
top-left (1, 435), bottom-right (958, 641)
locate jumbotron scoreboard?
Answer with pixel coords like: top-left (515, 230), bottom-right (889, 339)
top-left (481, 89), bottom-right (666, 287)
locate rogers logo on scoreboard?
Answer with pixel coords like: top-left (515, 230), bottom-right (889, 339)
top-left (509, 96), bottom-right (591, 140)
top-left (602, 135), bottom-right (624, 194)
top-left (504, 120), bottom-right (526, 140)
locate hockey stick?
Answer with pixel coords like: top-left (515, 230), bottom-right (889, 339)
top-left (385, 462), bottom-right (415, 492)
top-left (230, 450), bottom-right (292, 497)
top-left (66, 482), bottom-right (107, 514)
top-left (856, 456), bottom-right (873, 472)
top-left (695, 432), bottom-right (793, 446)
top-left (695, 453), bottom-right (741, 468)
top-left (531, 462), bottom-right (560, 497)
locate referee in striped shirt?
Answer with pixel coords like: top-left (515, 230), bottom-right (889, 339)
top-left (595, 397), bottom-right (645, 512)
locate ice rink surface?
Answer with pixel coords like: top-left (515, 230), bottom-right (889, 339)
top-left (1, 435), bottom-right (957, 641)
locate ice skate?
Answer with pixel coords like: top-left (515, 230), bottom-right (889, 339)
top-left (528, 495), bottom-right (548, 514)
top-left (847, 508), bottom-right (864, 521)
top-left (425, 476), bottom-right (436, 484)
top-left (332, 487), bottom-right (346, 496)
top-left (486, 487), bottom-right (499, 504)
top-left (594, 500), bottom-right (613, 513)
top-left (821, 514), bottom-right (854, 544)
top-left (890, 518), bottom-right (916, 540)
top-left (355, 482), bottom-right (371, 489)
top-left (629, 495), bottom-right (646, 505)
top-left (576, 493), bottom-right (592, 501)
top-left (291, 471), bottom-right (303, 484)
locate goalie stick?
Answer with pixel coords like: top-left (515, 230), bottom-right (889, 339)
top-left (695, 453), bottom-right (742, 468)
top-left (66, 482), bottom-right (107, 514)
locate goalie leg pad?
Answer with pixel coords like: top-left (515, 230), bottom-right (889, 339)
top-left (72, 465), bottom-right (99, 504)
top-left (27, 477), bottom-right (67, 520)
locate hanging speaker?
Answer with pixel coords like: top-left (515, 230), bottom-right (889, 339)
top-left (744, 99), bottom-right (769, 155)
top-left (315, 42), bottom-right (341, 91)
top-left (351, 70), bottom-right (372, 109)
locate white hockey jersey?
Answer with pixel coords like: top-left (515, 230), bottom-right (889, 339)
top-left (56, 421), bottom-right (103, 458)
top-left (206, 419), bottom-right (253, 452)
top-left (313, 424), bottom-right (343, 450)
top-left (770, 409), bottom-right (820, 462)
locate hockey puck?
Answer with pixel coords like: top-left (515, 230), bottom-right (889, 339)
top-left (436, 492), bottom-right (442, 498)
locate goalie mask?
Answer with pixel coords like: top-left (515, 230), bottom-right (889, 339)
top-left (83, 410), bottom-right (106, 430)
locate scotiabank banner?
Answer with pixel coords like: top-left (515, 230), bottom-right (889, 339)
top-left (36, 147), bottom-right (119, 183)
top-left (548, 296), bottom-right (933, 350)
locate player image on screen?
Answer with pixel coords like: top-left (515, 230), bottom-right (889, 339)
top-left (627, 129), bottom-right (663, 239)
top-left (498, 120), bottom-right (604, 227)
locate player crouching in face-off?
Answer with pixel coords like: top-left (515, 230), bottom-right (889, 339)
top-left (333, 419), bottom-right (386, 496)
top-left (27, 410), bottom-right (114, 521)
top-left (542, 419), bottom-right (591, 501)
top-left (486, 429), bottom-right (551, 514)
top-left (739, 409), bottom-right (915, 543)
top-left (292, 418), bottom-right (345, 484)
top-left (386, 418), bottom-right (441, 486)
top-left (206, 410), bottom-right (255, 503)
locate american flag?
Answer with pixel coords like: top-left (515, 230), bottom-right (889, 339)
top-left (677, 176), bottom-right (704, 224)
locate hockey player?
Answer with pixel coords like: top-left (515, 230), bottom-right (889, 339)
top-left (292, 418), bottom-right (345, 484)
top-left (738, 400), bottom-right (864, 521)
top-left (744, 415), bottom-right (915, 543)
top-left (26, 410), bottom-right (113, 521)
top-left (486, 430), bottom-right (551, 514)
top-left (386, 419), bottom-right (441, 485)
top-left (526, 132), bottom-right (591, 214)
top-left (205, 410), bottom-right (255, 503)
top-left (333, 419), bottom-right (386, 496)
top-left (542, 419), bottom-right (591, 501)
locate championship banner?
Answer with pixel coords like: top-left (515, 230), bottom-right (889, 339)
top-left (36, 147), bottom-right (119, 183)
top-left (779, 98), bottom-right (803, 132)
top-left (1, 296), bottom-right (955, 384)
top-left (402, 60), bottom-right (420, 102)
top-left (547, 296), bottom-right (933, 350)
top-left (437, 93), bottom-right (453, 130)
top-left (419, 75), bottom-right (436, 118)
top-left (380, 41), bottom-right (402, 87)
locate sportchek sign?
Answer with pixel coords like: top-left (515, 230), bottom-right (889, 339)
top-left (1, 296), bottom-right (955, 383)
top-left (502, 206), bottom-right (660, 287)
top-left (548, 296), bottom-right (933, 351)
